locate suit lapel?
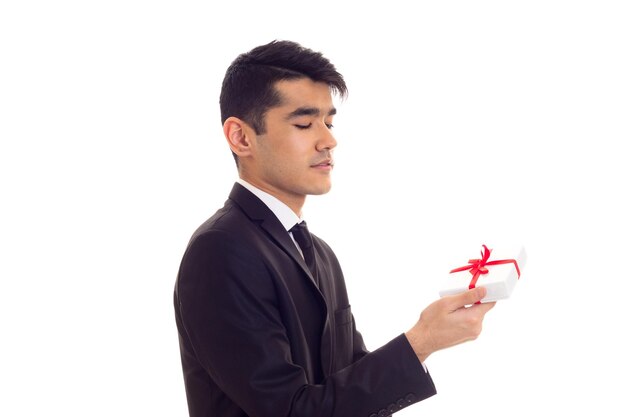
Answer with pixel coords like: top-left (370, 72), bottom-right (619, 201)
top-left (228, 183), bottom-right (321, 292)
top-left (228, 183), bottom-right (334, 378)
top-left (230, 183), bottom-right (334, 376)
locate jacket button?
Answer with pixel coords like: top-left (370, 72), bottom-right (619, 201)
top-left (396, 398), bottom-right (405, 409)
top-left (405, 393), bottom-right (416, 404)
top-left (388, 403), bottom-right (398, 413)
top-left (377, 408), bottom-right (389, 417)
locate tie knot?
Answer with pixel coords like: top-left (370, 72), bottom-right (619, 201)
top-left (290, 221), bottom-right (312, 250)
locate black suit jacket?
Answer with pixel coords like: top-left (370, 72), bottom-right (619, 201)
top-left (174, 183), bottom-right (436, 417)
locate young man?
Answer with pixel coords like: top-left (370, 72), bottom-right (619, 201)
top-left (174, 40), bottom-right (495, 417)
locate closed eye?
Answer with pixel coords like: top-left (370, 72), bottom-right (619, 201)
top-left (294, 122), bottom-right (334, 129)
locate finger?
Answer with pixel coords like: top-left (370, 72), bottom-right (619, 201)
top-left (450, 287), bottom-right (487, 308)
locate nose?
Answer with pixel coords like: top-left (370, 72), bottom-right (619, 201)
top-left (316, 125), bottom-right (337, 152)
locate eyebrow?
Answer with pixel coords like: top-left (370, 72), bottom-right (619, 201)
top-left (285, 106), bottom-right (337, 120)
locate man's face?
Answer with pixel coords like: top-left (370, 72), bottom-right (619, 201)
top-left (246, 78), bottom-right (337, 210)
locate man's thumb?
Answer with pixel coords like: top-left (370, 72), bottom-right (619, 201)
top-left (454, 287), bottom-right (486, 307)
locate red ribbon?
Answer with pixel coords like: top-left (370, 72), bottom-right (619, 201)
top-left (449, 245), bottom-right (521, 301)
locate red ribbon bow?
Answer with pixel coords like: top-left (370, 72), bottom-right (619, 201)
top-left (449, 244), bottom-right (521, 295)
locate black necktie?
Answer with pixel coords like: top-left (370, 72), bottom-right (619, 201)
top-left (290, 221), bottom-right (319, 283)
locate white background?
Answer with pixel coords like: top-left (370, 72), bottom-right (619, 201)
top-left (1, 1), bottom-right (625, 415)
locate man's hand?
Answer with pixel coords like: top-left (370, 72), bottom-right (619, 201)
top-left (404, 287), bottom-right (495, 363)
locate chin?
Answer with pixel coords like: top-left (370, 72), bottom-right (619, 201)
top-left (308, 183), bottom-right (332, 196)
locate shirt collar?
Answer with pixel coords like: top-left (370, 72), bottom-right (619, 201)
top-left (237, 179), bottom-right (302, 232)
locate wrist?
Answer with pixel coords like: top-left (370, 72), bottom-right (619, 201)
top-left (404, 329), bottom-right (432, 363)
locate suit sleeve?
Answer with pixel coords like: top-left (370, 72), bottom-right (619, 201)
top-left (176, 230), bottom-right (436, 417)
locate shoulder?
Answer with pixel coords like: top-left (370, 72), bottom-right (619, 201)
top-left (183, 203), bottom-right (258, 262)
top-left (189, 200), bottom-right (242, 239)
top-left (177, 212), bottom-right (273, 298)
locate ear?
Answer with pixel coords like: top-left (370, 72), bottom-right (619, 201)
top-left (223, 117), bottom-right (254, 159)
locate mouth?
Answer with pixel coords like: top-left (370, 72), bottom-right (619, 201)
top-left (311, 159), bottom-right (334, 169)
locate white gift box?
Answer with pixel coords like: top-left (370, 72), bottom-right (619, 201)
top-left (439, 245), bottom-right (527, 303)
